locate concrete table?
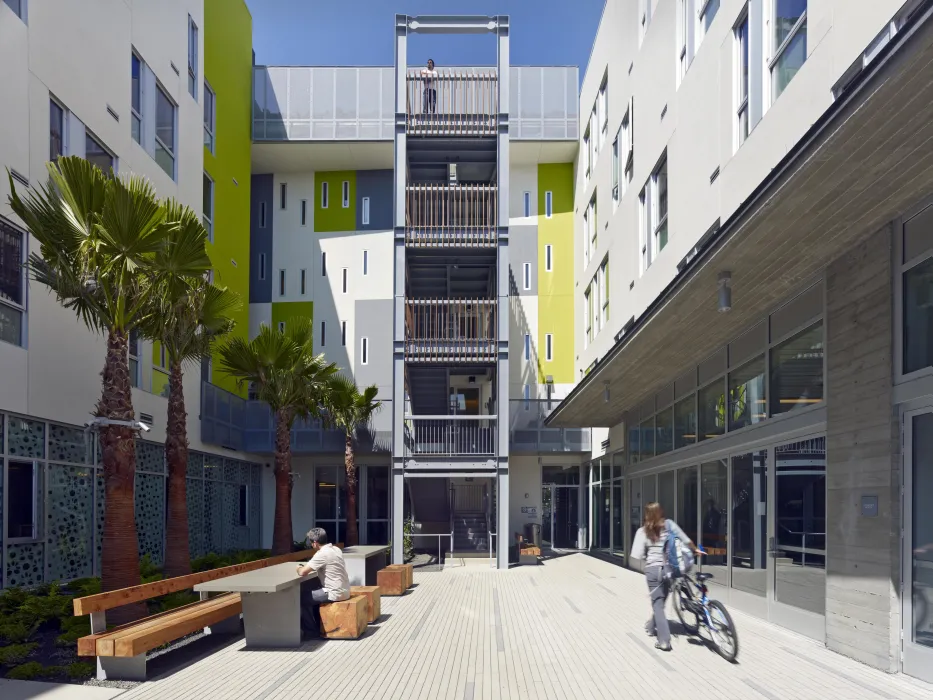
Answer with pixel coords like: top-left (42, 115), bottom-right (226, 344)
top-left (341, 545), bottom-right (389, 587)
top-left (195, 562), bottom-right (312, 648)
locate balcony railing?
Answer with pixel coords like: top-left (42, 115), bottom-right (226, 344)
top-left (405, 299), bottom-right (497, 361)
top-left (406, 184), bottom-right (497, 247)
top-left (403, 415), bottom-right (497, 456)
top-left (406, 69), bottom-right (498, 136)
top-left (510, 400), bottom-right (592, 453)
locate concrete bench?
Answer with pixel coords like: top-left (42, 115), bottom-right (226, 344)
top-left (350, 585), bottom-right (382, 623)
top-left (320, 595), bottom-right (368, 639)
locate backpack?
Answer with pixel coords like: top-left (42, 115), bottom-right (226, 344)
top-left (662, 520), bottom-right (694, 580)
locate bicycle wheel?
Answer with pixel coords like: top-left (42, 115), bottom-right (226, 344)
top-left (707, 600), bottom-right (739, 662)
top-left (673, 580), bottom-right (700, 635)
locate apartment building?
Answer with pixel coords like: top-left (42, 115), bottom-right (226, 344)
top-left (0, 0), bottom-right (258, 588)
top-left (546, 0), bottom-right (933, 682)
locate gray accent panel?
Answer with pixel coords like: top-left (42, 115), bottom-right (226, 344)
top-left (250, 174), bottom-right (274, 304)
top-left (357, 170), bottom-right (393, 230)
top-left (355, 298), bottom-right (393, 393)
top-left (508, 224), bottom-right (538, 296)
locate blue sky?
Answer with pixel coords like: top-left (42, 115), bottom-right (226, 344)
top-left (244, 0), bottom-right (605, 83)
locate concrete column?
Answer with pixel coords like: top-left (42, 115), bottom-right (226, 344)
top-left (825, 226), bottom-right (899, 671)
top-left (497, 466), bottom-right (509, 569)
top-left (392, 467), bottom-right (404, 565)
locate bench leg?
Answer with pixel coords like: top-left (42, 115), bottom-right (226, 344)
top-left (241, 588), bottom-right (301, 648)
top-left (97, 654), bottom-right (147, 682)
top-left (205, 613), bottom-right (242, 636)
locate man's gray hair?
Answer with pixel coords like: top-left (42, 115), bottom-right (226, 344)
top-left (305, 527), bottom-right (329, 546)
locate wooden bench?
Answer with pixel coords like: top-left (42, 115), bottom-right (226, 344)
top-left (376, 564), bottom-right (410, 596)
top-left (73, 549), bottom-right (316, 681)
top-left (516, 534), bottom-right (541, 565)
top-left (319, 594), bottom-right (368, 639)
top-left (350, 585), bottom-right (382, 623)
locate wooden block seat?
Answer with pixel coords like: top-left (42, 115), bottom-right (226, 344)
top-left (376, 567), bottom-right (406, 596)
top-left (319, 595), bottom-right (368, 639)
top-left (350, 585), bottom-right (382, 623)
top-left (388, 563), bottom-right (413, 589)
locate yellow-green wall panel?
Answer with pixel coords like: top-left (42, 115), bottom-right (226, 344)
top-left (271, 302), bottom-right (314, 333)
top-left (537, 163), bottom-right (574, 384)
top-left (204, 0), bottom-right (252, 396)
top-left (315, 171), bottom-right (357, 232)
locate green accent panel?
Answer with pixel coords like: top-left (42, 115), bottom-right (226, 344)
top-left (204, 0), bottom-right (252, 397)
top-left (271, 302), bottom-right (314, 334)
top-left (537, 162), bottom-right (575, 384)
top-left (315, 171), bottom-right (357, 232)
top-left (152, 369), bottom-right (170, 398)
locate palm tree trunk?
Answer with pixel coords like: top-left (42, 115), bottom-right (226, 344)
top-left (345, 432), bottom-right (359, 546)
top-left (272, 409), bottom-right (294, 555)
top-left (163, 360), bottom-right (191, 578)
top-left (97, 328), bottom-right (145, 624)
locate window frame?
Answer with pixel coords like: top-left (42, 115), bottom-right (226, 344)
top-left (84, 130), bottom-right (115, 175)
top-left (342, 180), bottom-right (350, 208)
top-left (598, 76), bottom-right (608, 147)
top-left (202, 172), bottom-right (214, 242)
top-left (259, 201), bottom-right (267, 228)
top-left (361, 337), bottom-right (369, 365)
top-left (524, 333), bottom-right (531, 361)
top-left (523, 191), bottom-right (531, 218)
top-left (49, 96), bottom-right (67, 162)
top-left (321, 321), bottom-right (326, 347)
top-left (280, 182), bottom-right (287, 210)
top-left (362, 250), bottom-right (369, 276)
top-left (279, 269), bottom-right (286, 297)
top-left (651, 155), bottom-right (668, 260)
top-left (611, 132), bottom-right (620, 206)
top-left (545, 244), bottom-right (553, 272)
top-left (341, 321), bottom-right (347, 347)
top-left (300, 268), bottom-right (307, 296)
top-left (321, 251), bottom-right (327, 277)
top-left (321, 181), bottom-right (329, 209)
top-left (601, 256), bottom-right (610, 324)
top-left (362, 196), bottom-right (370, 225)
top-left (678, 0), bottom-right (690, 83)
top-left (154, 82), bottom-right (177, 179)
top-left (188, 15), bottom-right (198, 100)
top-left (6, 459), bottom-right (40, 543)
top-left (0, 216), bottom-right (27, 348)
top-left (203, 80), bottom-right (215, 153)
top-left (131, 52), bottom-right (143, 145)
top-left (341, 267), bottom-right (348, 294)
top-left (585, 286), bottom-right (593, 345)
top-left (735, 7), bottom-right (751, 150)
top-left (769, 1), bottom-right (808, 103)
top-left (697, 0), bottom-right (721, 48)
top-left (258, 253), bottom-right (266, 280)
top-left (300, 199), bottom-right (308, 226)
top-left (545, 333), bottom-right (554, 362)
top-left (522, 262), bottom-right (531, 291)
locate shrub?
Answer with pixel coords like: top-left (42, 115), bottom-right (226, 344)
top-left (139, 554), bottom-right (163, 582)
top-left (66, 661), bottom-right (95, 679)
top-left (6, 662), bottom-right (45, 680)
top-left (154, 591), bottom-right (198, 614)
top-left (0, 588), bottom-right (27, 615)
top-left (67, 577), bottom-right (102, 598)
top-left (0, 618), bottom-right (39, 644)
top-left (191, 552), bottom-right (232, 573)
top-left (56, 615), bottom-right (91, 647)
top-left (20, 587), bottom-right (72, 624)
top-left (0, 642), bottom-right (38, 666)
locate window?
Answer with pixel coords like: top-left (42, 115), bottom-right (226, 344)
top-left (0, 218), bottom-right (25, 347)
top-left (698, 378), bottom-right (726, 441)
top-left (321, 181), bottom-right (329, 208)
top-left (523, 191), bottom-right (531, 218)
top-left (7, 460), bottom-right (38, 540)
top-left (677, 0), bottom-right (690, 82)
top-left (131, 54), bottom-right (142, 144)
top-left (278, 269), bottom-right (285, 297)
top-left (321, 251), bottom-right (327, 277)
top-left (583, 129), bottom-right (592, 182)
top-left (729, 354), bottom-right (766, 430)
top-left (589, 197), bottom-right (597, 259)
top-left (736, 9), bottom-right (750, 148)
top-left (771, 0), bottom-right (807, 101)
top-left (622, 104), bottom-right (634, 193)
top-left (585, 287), bottom-right (593, 345)
top-left (85, 132), bottom-right (114, 174)
top-left (259, 202), bottom-right (266, 228)
top-left (129, 329), bottom-right (140, 388)
top-left (362, 250), bottom-right (369, 276)
top-left (3, 0), bottom-right (26, 21)
top-left (362, 196), bottom-right (370, 225)
top-left (769, 321), bottom-right (823, 415)
top-left (598, 77), bottom-right (608, 147)
top-left (188, 15), bottom-right (198, 99)
top-left (341, 268), bottom-right (348, 294)
top-left (203, 81), bottom-right (215, 152)
top-left (280, 182), bottom-right (287, 210)
top-left (600, 257), bottom-right (610, 324)
top-left (697, 0), bottom-right (721, 48)
top-left (341, 321), bottom-right (347, 346)
top-left (278, 321), bottom-right (285, 333)
top-left (640, 155), bottom-right (668, 272)
top-left (583, 206), bottom-right (591, 268)
top-left (300, 199), bottom-right (308, 226)
top-left (639, 0), bottom-right (652, 44)
top-left (258, 253), bottom-right (266, 280)
top-left (639, 189), bottom-right (649, 273)
top-left (238, 485), bottom-right (248, 526)
top-left (524, 333), bottom-right (531, 360)
top-left (522, 262), bottom-right (531, 290)
top-left (342, 181), bottom-right (350, 208)
top-left (611, 134), bottom-right (620, 205)
top-left (155, 84), bottom-right (176, 178)
top-left (545, 334), bottom-right (553, 362)
top-left (300, 269), bottom-right (307, 295)
top-left (320, 321), bottom-right (326, 346)
top-left (545, 245), bottom-right (553, 272)
top-left (202, 173), bottom-right (213, 242)
top-left (49, 98), bottom-right (65, 162)
top-left (545, 191), bottom-right (553, 218)
top-left (361, 337), bottom-right (369, 365)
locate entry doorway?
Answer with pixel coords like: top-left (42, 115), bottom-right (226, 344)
top-left (541, 484), bottom-right (580, 549)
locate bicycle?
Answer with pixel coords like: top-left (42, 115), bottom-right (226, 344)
top-left (670, 548), bottom-right (740, 662)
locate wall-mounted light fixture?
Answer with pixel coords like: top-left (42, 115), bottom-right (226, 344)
top-left (718, 271), bottom-right (732, 313)
top-left (603, 380), bottom-right (610, 403)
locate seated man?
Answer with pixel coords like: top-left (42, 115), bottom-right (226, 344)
top-left (296, 527), bottom-right (350, 639)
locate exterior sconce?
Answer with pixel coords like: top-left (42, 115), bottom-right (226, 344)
top-left (718, 271), bottom-right (732, 313)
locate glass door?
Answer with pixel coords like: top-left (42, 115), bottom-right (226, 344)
top-left (904, 409), bottom-right (933, 683)
top-left (314, 465), bottom-right (353, 545)
top-left (553, 485), bottom-right (580, 549)
top-left (541, 485), bottom-right (553, 548)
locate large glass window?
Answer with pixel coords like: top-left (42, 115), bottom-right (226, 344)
top-left (85, 133), bottom-right (114, 174)
top-left (655, 406), bottom-right (673, 455)
top-left (677, 466), bottom-right (698, 544)
top-left (731, 451), bottom-right (768, 597)
top-left (771, 0), bottom-right (808, 100)
top-left (0, 218), bottom-right (25, 347)
top-left (202, 173), bottom-right (214, 241)
top-left (700, 459), bottom-right (728, 587)
top-left (131, 53), bottom-right (142, 143)
top-left (770, 321), bottom-right (823, 415)
top-left (658, 470), bottom-right (676, 522)
top-left (50, 99), bottom-right (65, 161)
top-left (904, 257), bottom-right (933, 374)
top-left (204, 82), bottom-right (216, 152)
top-left (729, 354), bottom-right (766, 431)
top-left (674, 395), bottom-right (697, 448)
top-left (640, 417), bottom-right (655, 459)
top-left (6, 460), bottom-right (39, 540)
top-left (155, 85), bottom-right (176, 178)
top-left (698, 379), bottom-right (726, 441)
top-left (366, 466), bottom-right (389, 544)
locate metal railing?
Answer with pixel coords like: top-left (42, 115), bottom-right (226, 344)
top-left (406, 69), bottom-right (498, 136)
top-left (403, 415), bottom-right (497, 456)
top-left (509, 399), bottom-right (592, 452)
top-left (410, 532), bottom-right (453, 570)
top-left (405, 298), bottom-right (497, 361)
top-left (405, 184), bottom-right (498, 247)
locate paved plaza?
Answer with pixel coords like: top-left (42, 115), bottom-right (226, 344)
top-left (95, 553), bottom-right (930, 700)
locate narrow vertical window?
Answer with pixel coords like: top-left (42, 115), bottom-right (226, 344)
top-left (545, 334), bottom-right (553, 362)
top-left (342, 268), bottom-right (348, 294)
top-left (523, 191), bottom-right (530, 217)
top-left (523, 384), bottom-right (531, 409)
top-left (278, 321), bottom-right (285, 333)
top-left (522, 262), bottom-right (531, 291)
top-left (361, 337), bottom-right (369, 365)
top-left (545, 191), bottom-right (553, 218)
top-left (321, 251), bottom-right (327, 277)
top-left (203, 81), bottom-right (215, 152)
top-left (280, 182), bottom-right (287, 210)
top-left (320, 321), bottom-right (326, 346)
top-left (129, 329), bottom-right (140, 388)
top-left (188, 15), bottom-right (198, 99)
top-left (545, 244), bottom-right (553, 272)
top-left (50, 98), bottom-right (65, 161)
top-left (524, 333), bottom-right (530, 360)
top-left (259, 201), bottom-right (266, 228)
top-left (736, 9), bottom-right (750, 148)
top-left (258, 253), bottom-right (266, 280)
top-left (154, 85), bottom-right (176, 179)
top-left (771, 0), bottom-right (808, 101)
top-left (342, 180), bottom-right (350, 208)
top-left (341, 321), bottom-right (347, 346)
top-left (321, 181), bottom-right (329, 208)
top-left (300, 269), bottom-right (307, 295)
top-left (131, 53), bottom-right (142, 144)
top-left (202, 173), bottom-right (214, 242)
top-left (279, 269), bottom-right (286, 297)
top-left (362, 250), bottom-right (369, 276)
top-left (362, 196), bottom-right (370, 225)
top-left (300, 199), bottom-right (308, 226)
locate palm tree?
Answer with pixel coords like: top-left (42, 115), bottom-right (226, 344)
top-left (141, 273), bottom-right (239, 578)
top-left (218, 317), bottom-right (338, 554)
top-left (324, 376), bottom-right (381, 547)
top-left (8, 157), bottom-right (208, 622)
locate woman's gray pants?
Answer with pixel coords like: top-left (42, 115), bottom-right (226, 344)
top-left (645, 565), bottom-right (671, 646)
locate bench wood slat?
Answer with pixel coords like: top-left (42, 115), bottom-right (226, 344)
top-left (73, 551), bottom-right (314, 615)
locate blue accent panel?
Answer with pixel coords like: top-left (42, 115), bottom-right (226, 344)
top-left (356, 169), bottom-right (393, 230)
top-left (250, 174), bottom-right (274, 303)
top-left (47, 464), bottom-right (94, 582)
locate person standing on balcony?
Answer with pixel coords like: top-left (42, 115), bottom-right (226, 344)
top-left (421, 58), bottom-right (438, 114)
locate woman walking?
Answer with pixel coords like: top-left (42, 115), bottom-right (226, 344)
top-left (631, 502), bottom-right (700, 651)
